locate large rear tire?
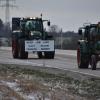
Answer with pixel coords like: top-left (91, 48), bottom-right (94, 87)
top-left (77, 48), bottom-right (89, 68)
top-left (18, 39), bottom-right (28, 59)
top-left (12, 39), bottom-right (18, 58)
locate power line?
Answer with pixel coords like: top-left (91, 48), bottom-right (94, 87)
top-left (0, 0), bottom-right (16, 24)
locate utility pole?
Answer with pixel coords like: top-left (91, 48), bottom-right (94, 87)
top-left (60, 28), bottom-right (63, 49)
top-left (0, 0), bottom-right (16, 24)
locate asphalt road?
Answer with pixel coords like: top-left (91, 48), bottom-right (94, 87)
top-left (0, 47), bottom-right (100, 78)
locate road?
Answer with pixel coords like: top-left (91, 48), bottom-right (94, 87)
top-left (0, 47), bottom-right (100, 77)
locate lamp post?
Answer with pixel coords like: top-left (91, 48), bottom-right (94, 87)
top-left (60, 28), bottom-right (63, 49)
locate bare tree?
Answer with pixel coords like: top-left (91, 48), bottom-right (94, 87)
top-left (49, 25), bottom-right (62, 33)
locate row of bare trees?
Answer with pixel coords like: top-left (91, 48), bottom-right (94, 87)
top-left (0, 19), bottom-right (11, 38)
top-left (48, 25), bottom-right (79, 50)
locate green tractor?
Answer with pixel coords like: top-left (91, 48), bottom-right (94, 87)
top-left (12, 17), bottom-right (55, 59)
top-left (77, 22), bottom-right (100, 70)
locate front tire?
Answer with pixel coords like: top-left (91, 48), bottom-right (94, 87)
top-left (44, 51), bottom-right (55, 59)
top-left (37, 52), bottom-right (43, 59)
top-left (91, 55), bottom-right (97, 70)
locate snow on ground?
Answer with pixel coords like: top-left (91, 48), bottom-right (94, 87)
top-left (1, 81), bottom-right (37, 100)
top-left (0, 64), bottom-right (97, 100)
top-left (0, 80), bottom-right (51, 100)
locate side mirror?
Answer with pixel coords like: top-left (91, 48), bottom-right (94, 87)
top-left (78, 29), bottom-right (82, 35)
top-left (47, 21), bottom-right (50, 26)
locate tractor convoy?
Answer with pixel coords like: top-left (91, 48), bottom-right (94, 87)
top-left (11, 16), bottom-right (100, 70)
top-left (77, 22), bottom-right (100, 70)
top-left (12, 17), bottom-right (55, 59)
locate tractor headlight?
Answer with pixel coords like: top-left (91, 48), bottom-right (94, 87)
top-left (30, 31), bottom-right (34, 36)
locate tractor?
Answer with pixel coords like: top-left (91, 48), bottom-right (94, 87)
top-left (77, 22), bottom-right (100, 70)
top-left (12, 17), bottom-right (55, 59)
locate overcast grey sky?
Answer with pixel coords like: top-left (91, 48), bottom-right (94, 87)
top-left (0, 0), bottom-right (100, 32)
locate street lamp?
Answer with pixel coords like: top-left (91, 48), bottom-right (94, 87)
top-left (60, 28), bottom-right (63, 49)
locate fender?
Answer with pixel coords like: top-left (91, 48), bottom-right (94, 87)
top-left (78, 40), bottom-right (89, 54)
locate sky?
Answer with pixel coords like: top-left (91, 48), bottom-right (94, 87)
top-left (0, 0), bottom-right (100, 32)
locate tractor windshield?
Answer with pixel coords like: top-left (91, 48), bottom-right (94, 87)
top-left (25, 20), bottom-right (43, 32)
top-left (89, 26), bottom-right (100, 41)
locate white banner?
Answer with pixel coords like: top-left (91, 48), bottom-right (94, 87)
top-left (25, 40), bottom-right (54, 52)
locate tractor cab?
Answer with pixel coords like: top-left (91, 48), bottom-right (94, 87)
top-left (78, 23), bottom-right (100, 42)
top-left (20, 17), bottom-right (50, 40)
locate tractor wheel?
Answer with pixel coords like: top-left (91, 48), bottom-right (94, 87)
top-left (44, 51), bottom-right (55, 59)
top-left (12, 39), bottom-right (18, 58)
top-left (91, 55), bottom-right (97, 70)
top-left (77, 48), bottom-right (89, 68)
top-left (18, 39), bottom-right (28, 59)
top-left (37, 52), bottom-right (43, 59)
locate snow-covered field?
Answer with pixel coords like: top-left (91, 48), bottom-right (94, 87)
top-left (0, 80), bottom-right (50, 100)
top-left (0, 64), bottom-right (99, 100)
